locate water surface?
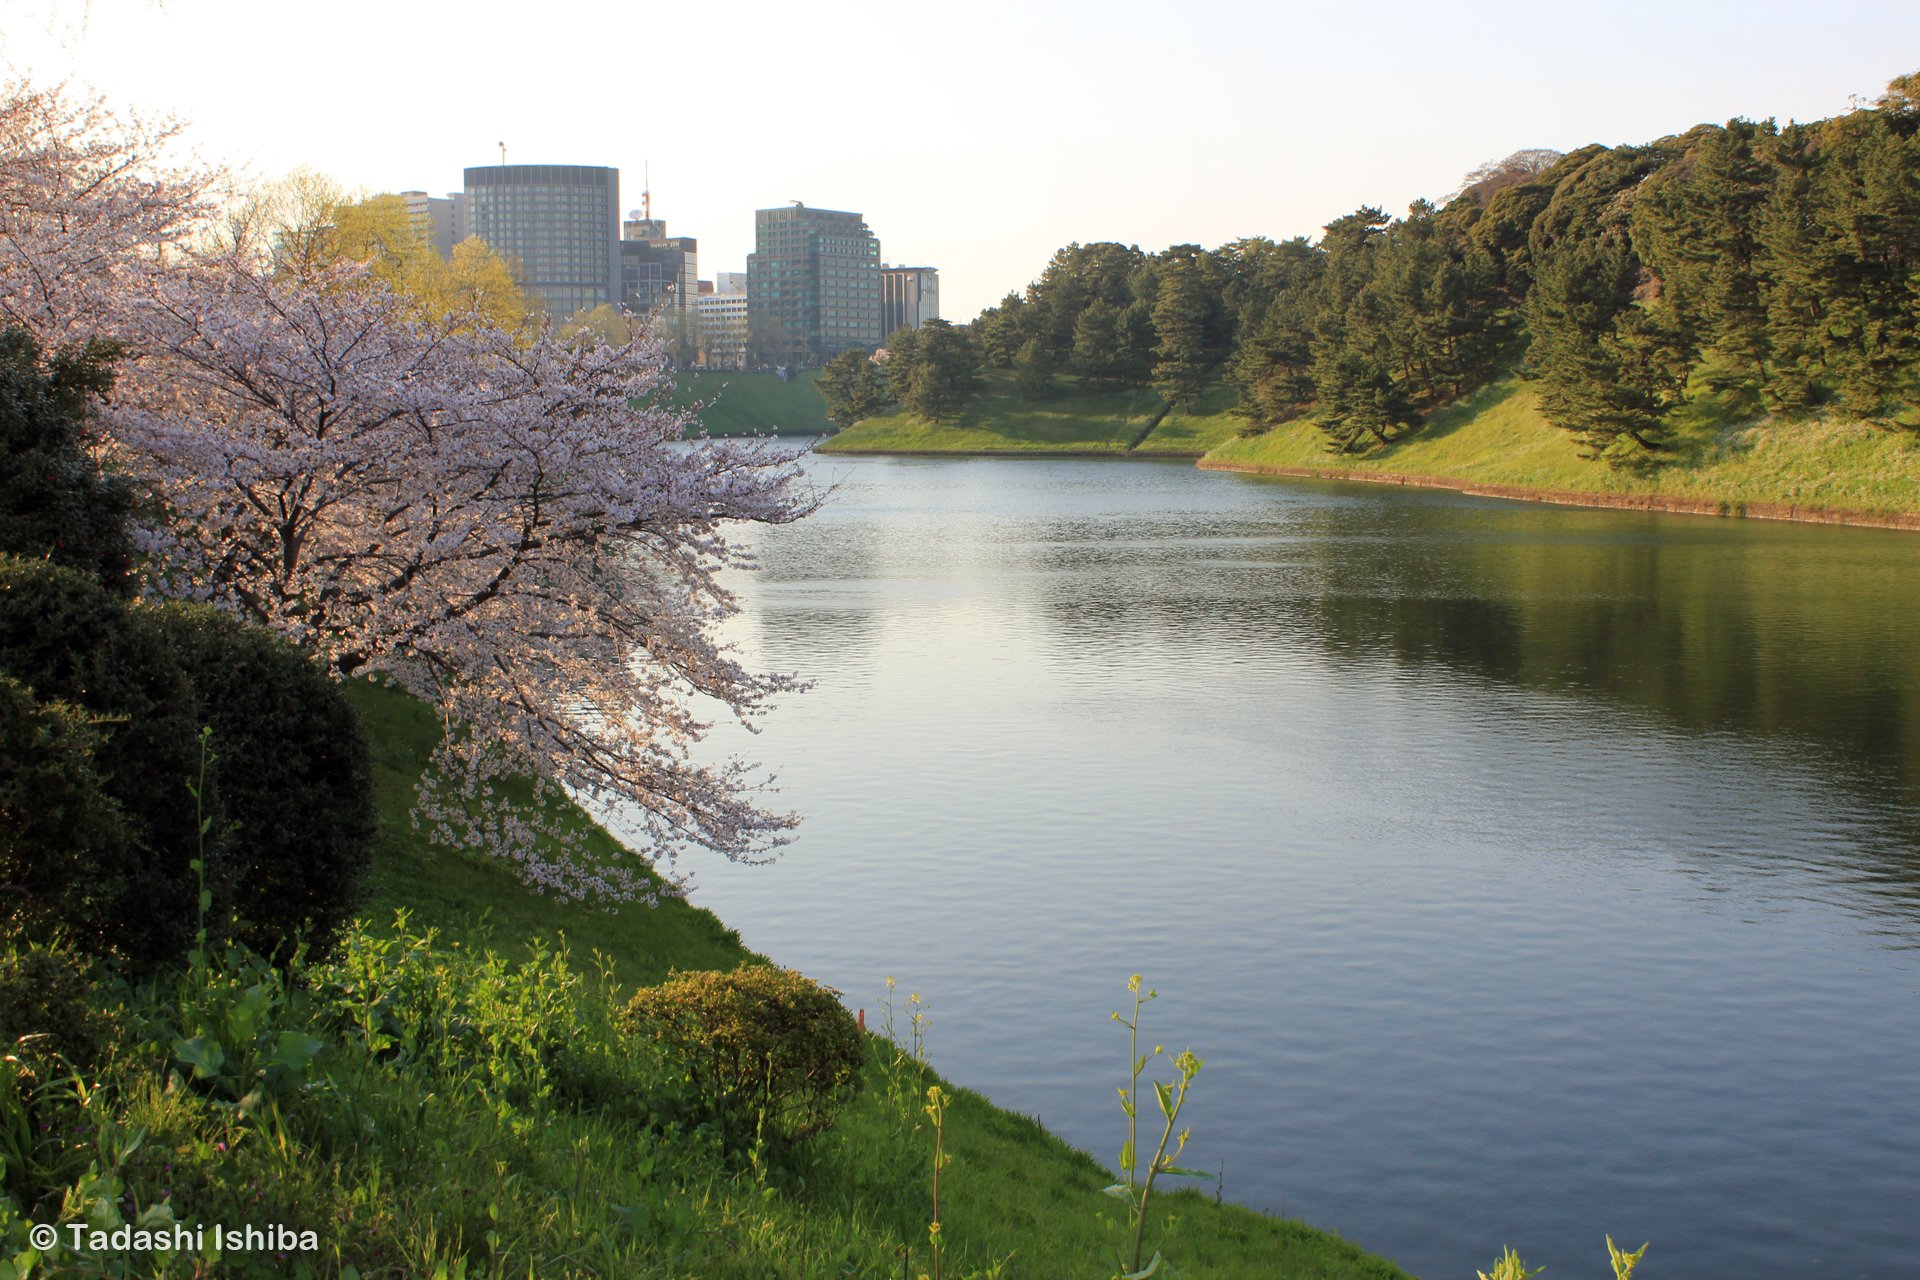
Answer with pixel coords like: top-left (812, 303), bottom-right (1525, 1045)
top-left (668, 456), bottom-right (1920, 1279)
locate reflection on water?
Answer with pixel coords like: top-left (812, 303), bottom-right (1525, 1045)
top-left (674, 456), bottom-right (1920, 1279)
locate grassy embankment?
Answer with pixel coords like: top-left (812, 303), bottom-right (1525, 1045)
top-left (1204, 374), bottom-right (1920, 516)
top-left (345, 681), bottom-right (1413, 1279)
top-left (822, 364), bottom-right (1920, 517)
top-left (668, 369), bottom-right (830, 437)
top-left (819, 370), bottom-right (1243, 457)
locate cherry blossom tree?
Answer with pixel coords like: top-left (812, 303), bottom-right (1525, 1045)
top-left (0, 83), bottom-right (212, 348)
top-left (4, 83), bottom-right (819, 901)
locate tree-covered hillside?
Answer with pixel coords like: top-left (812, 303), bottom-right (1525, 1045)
top-left (967, 71), bottom-right (1920, 466)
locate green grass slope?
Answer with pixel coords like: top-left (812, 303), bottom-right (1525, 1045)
top-left (1205, 375), bottom-right (1920, 514)
top-left (669, 368), bottom-right (830, 436)
top-left (820, 370), bottom-right (1244, 456)
top-left (343, 680), bottom-right (1413, 1278)
top-left (345, 680), bottom-right (761, 988)
top-left (830, 1072), bottom-right (1415, 1279)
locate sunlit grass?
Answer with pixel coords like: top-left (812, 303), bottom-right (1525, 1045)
top-left (1205, 376), bottom-right (1920, 513)
top-left (820, 370), bottom-right (1243, 456)
top-left (343, 680), bottom-right (761, 990)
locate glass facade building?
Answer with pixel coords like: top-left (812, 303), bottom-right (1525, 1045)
top-left (620, 221), bottom-right (698, 318)
top-left (746, 204), bottom-right (881, 366)
top-left (880, 266), bottom-right (940, 337)
top-left (462, 165), bottom-right (620, 318)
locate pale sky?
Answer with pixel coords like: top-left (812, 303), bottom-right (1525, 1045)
top-left (5, 0), bottom-right (1916, 319)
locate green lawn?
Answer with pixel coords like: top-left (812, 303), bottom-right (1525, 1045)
top-left (1205, 376), bottom-right (1920, 514)
top-left (820, 370), bottom-right (1244, 456)
top-left (668, 368), bottom-right (831, 436)
top-left (342, 680), bottom-right (1416, 1278)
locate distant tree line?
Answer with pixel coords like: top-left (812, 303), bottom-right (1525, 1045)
top-left (955, 71), bottom-right (1920, 461)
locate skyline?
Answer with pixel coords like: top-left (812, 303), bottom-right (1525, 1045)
top-left (5, 0), bottom-right (1918, 319)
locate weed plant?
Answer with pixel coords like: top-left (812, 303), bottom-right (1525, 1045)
top-left (1100, 976), bottom-right (1207, 1280)
top-left (1478, 1237), bottom-right (1648, 1280)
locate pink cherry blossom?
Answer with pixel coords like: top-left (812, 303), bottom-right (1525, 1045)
top-left (4, 83), bottom-right (819, 902)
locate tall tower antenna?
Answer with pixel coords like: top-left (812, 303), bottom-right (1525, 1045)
top-left (643, 160), bottom-right (651, 222)
top-left (498, 141), bottom-right (506, 167)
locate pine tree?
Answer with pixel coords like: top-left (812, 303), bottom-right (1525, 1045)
top-left (1150, 258), bottom-right (1214, 409)
top-left (881, 324), bottom-right (920, 392)
top-left (1632, 121), bottom-right (1777, 394)
top-left (1229, 295), bottom-right (1317, 429)
top-left (1071, 302), bottom-right (1122, 384)
top-left (1527, 235), bottom-right (1687, 457)
top-left (902, 320), bottom-right (983, 423)
top-left (816, 348), bottom-right (892, 428)
top-left (1013, 337), bottom-right (1054, 398)
top-left (975, 293), bottom-right (1032, 368)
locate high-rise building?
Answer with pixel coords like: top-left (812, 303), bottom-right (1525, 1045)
top-left (712, 270), bottom-right (747, 296)
top-left (746, 203), bottom-right (882, 366)
top-left (880, 266), bottom-right (940, 336)
top-left (400, 191), bottom-right (460, 259)
top-left (619, 212), bottom-right (698, 317)
top-left (462, 164), bottom-right (620, 318)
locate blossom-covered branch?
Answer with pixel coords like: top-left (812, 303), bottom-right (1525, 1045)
top-left (0, 82), bottom-right (213, 348)
top-left (109, 264), bottom-right (817, 900)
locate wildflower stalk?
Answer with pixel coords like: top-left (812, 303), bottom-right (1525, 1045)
top-left (1104, 975), bottom-right (1205, 1280)
top-left (921, 1085), bottom-right (951, 1280)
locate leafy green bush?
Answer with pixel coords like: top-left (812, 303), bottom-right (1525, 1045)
top-left (0, 328), bottom-right (135, 593)
top-left (0, 561), bottom-right (376, 970)
top-left (0, 675), bottom-right (130, 950)
top-left (154, 603), bottom-right (375, 961)
top-left (0, 937), bottom-right (112, 1076)
top-left (622, 965), bottom-right (866, 1144)
top-left (0, 557), bottom-right (225, 972)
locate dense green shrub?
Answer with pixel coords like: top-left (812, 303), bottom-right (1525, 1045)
top-left (0, 561), bottom-right (376, 970)
top-left (622, 965), bottom-right (866, 1144)
top-left (154, 603), bottom-right (375, 961)
top-left (0, 329), bottom-right (135, 593)
top-left (0, 557), bottom-right (225, 972)
top-left (0, 676), bottom-right (131, 950)
top-left (0, 937), bottom-right (112, 1078)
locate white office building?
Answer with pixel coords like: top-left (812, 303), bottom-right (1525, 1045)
top-left (696, 287), bottom-right (749, 369)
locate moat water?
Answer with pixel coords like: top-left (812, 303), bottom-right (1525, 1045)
top-left (674, 453), bottom-right (1920, 1279)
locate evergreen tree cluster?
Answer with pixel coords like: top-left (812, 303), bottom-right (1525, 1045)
top-left (972, 241), bottom-right (1241, 411)
top-left (970, 224), bottom-right (1509, 449)
top-left (1522, 76), bottom-right (1920, 455)
top-left (815, 319), bottom-right (986, 427)
top-left (967, 71), bottom-right (1920, 460)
